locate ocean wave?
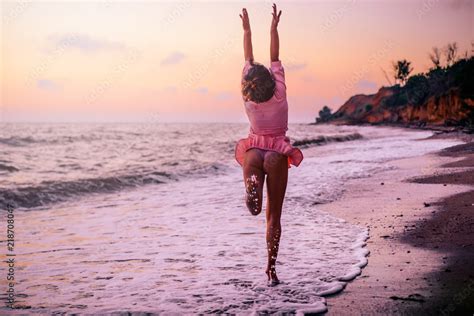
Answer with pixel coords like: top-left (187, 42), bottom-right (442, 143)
top-left (0, 160), bottom-right (232, 209)
top-left (292, 133), bottom-right (363, 148)
top-left (0, 136), bottom-right (38, 147)
top-left (0, 171), bottom-right (174, 210)
top-left (0, 134), bottom-right (111, 147)
top-left (176, 161), bottom-right (232, 178)
top-left (0, 163), bottom-right (19, 173)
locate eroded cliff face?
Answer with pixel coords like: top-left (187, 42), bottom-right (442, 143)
top-left (330, 86), bottom-right (474, 127)
top-left (397, 89), bottom-right (474, 125)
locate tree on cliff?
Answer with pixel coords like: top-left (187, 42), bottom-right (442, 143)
top-left (429, 47), bottom-right (442, 69)
top-left (392, 59), bottom-right (413, 86)
top-left (444, 42), bottom-right (458, 67)
top-left (316, 106), bottom-right (332, 123)
top-left (429, 42), bottom-right (460, 69)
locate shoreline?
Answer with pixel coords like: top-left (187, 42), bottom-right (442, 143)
top-left (309, 121), bottom-right (474, 136)
top-left (319, 136), bottom-right (474, 315)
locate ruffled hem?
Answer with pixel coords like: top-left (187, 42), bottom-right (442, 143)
top-left (234, 134), bottom-right (304, 169)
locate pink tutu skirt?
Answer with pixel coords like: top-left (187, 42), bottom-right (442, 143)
top-left (234, 133), bottom-right (304, 169)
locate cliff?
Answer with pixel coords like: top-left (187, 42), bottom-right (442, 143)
top-left (327, 57), bottom-right (474, 130)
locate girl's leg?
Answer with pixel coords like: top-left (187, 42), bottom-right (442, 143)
top-left (262, 151), bottom-right (288, 284)
top-left (243, 148), bottom-right (266, 216)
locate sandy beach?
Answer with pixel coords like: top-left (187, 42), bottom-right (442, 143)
top-left (321, 135), bottom-right (474, 315)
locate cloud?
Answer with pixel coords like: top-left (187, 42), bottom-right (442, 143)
top-left (215, 91), bottom-right (233, 101)
top-left (196, 87), bottom-right (208, 94)
top-left (163, 86), bottom-right (177, 93)
top-left (330, 96), bottom-right (344, 106)
top-left (161, 51), bottom-right (185, 66)
top-left (48, 33), bottom-right (126, 53)
top-left (285, 63), bottom-right (307, 71)
top-left (300, 74), bottom-right (317, 82)
top-left (447, 0), bottom-right (472, 10)
top-left (37, 79), bottom-right (61, 91)
top-left (355, 79), bottom-right (378, 93)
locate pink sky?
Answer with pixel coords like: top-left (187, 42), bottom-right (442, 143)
top-left (1, 0), bottom-right (472, 123)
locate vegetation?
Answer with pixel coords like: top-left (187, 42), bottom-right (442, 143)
top-left (388, 42), bottom-right (470, 103)
top-left (385, 55), bottom-right (474, 108)
top-left (429, 43), bottom-right (461, 70)
top-left (318, 42), bottom-right (473, 129)
top-left (392, 59), bottom-right (413, 86)
top-left (316, 105), bottom-right (332, 123)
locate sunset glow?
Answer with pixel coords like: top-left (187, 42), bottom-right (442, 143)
top-left (1, 0), bottom-right (471, 122)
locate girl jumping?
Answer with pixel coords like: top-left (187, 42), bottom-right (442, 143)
top-left (235, 3), bottom-right (304, 286)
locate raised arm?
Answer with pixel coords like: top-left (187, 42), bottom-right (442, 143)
top-left (270, 3), bottom-right (282, 62)
top-left (239, 8), bottom-right (254, 62)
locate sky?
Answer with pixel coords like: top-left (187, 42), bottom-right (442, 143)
top-left (1, 0), bottom-right (472, 123)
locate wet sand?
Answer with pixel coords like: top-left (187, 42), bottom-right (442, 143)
top-left (320, 138), bottom-right (474, 315)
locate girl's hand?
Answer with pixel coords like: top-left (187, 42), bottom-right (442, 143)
top-left (240, 8), bottom-right (251, 32)
top-left (271, 3), bottom-right (282, 30)
top-left (241, 8), bottom-right (254, 61)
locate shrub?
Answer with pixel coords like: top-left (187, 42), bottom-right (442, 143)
top-left (316, 106), bottom-right (333, 123)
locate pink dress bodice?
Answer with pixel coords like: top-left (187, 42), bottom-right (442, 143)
top-left (235, 60), bottom-right (304, 168)
top-left (242, 60), bottom-right (288, 137)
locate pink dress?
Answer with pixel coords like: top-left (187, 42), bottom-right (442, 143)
top-left (235, 60), bottom-right (304, 169)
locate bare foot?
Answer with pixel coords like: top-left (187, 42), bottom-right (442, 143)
top-left (245, 174), bottom-right (260, 215)
top-left (265, 266), bottom-right (280, 286)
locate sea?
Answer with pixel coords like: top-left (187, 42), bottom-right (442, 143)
top-left (0, 123), bottom-right (460, 314)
